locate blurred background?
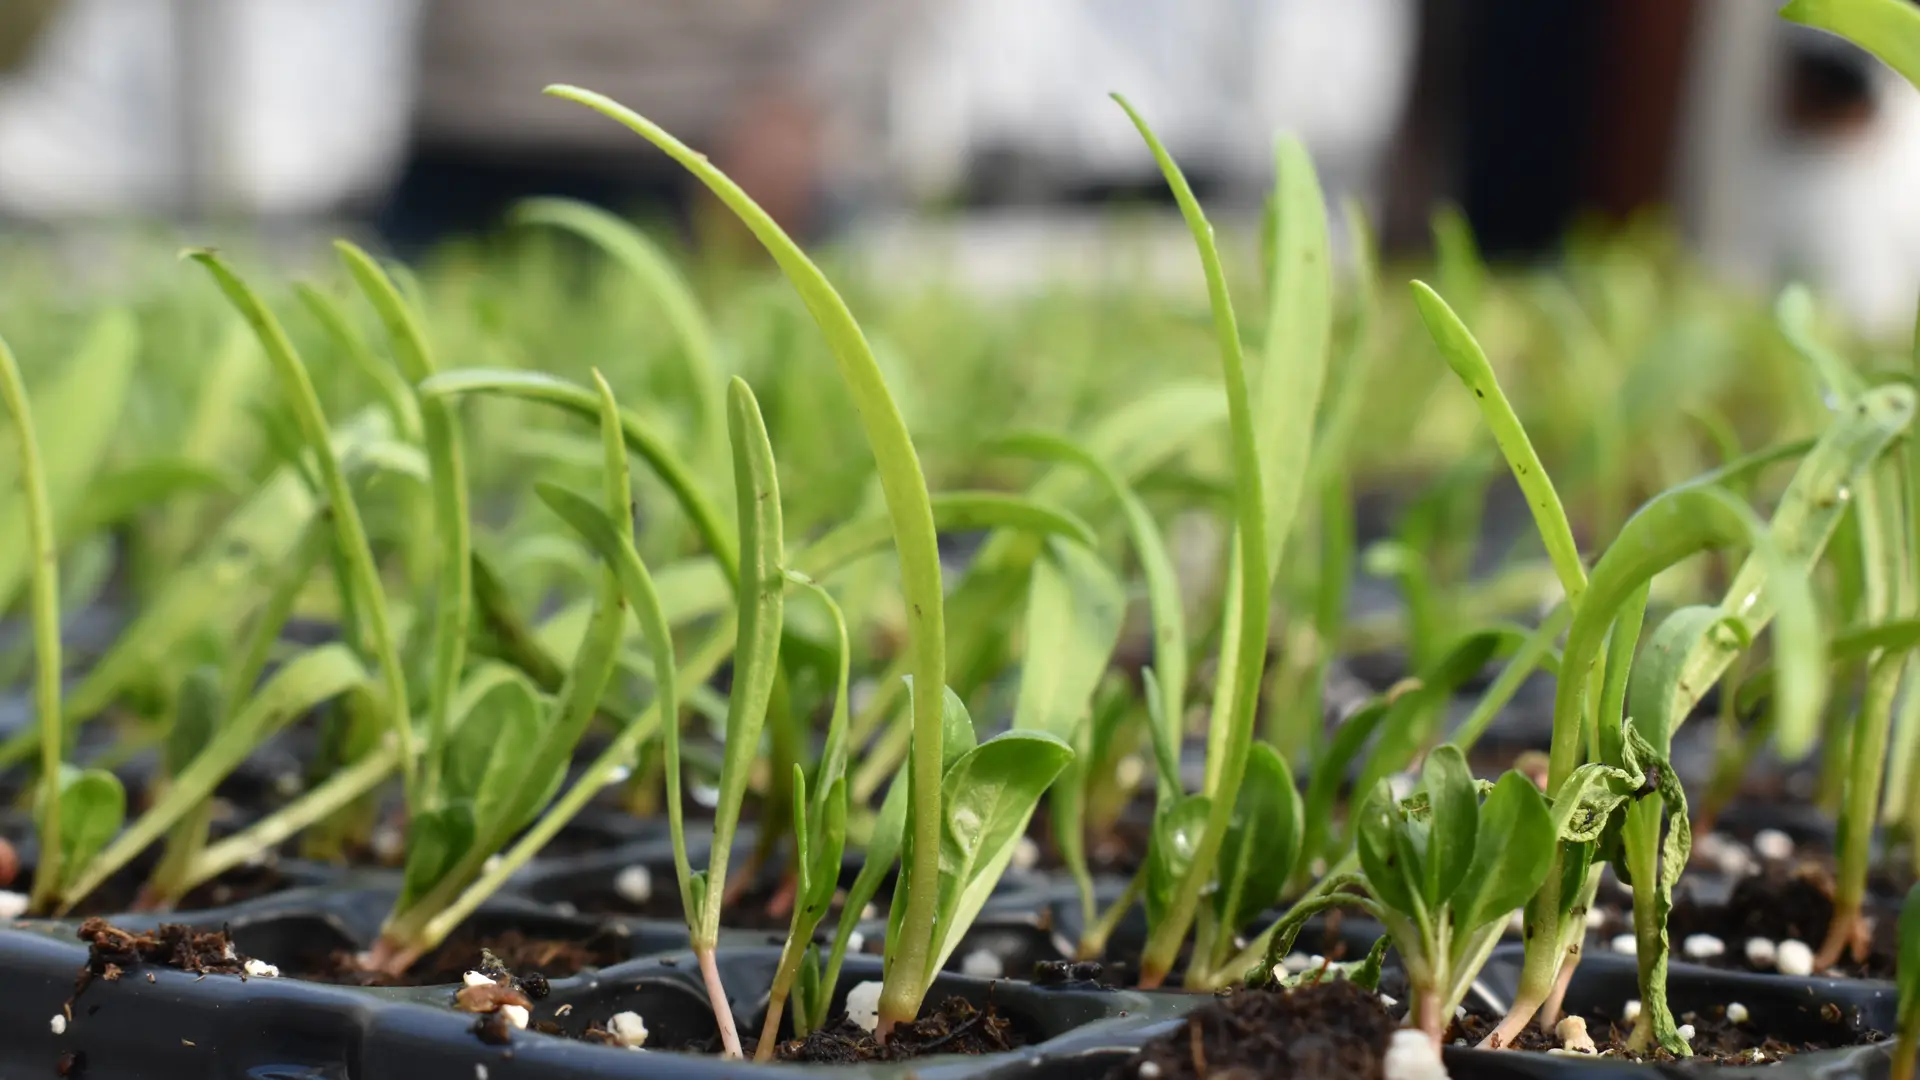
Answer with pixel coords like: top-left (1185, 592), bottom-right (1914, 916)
top-left (0, 0), bottom-right (1917, 335)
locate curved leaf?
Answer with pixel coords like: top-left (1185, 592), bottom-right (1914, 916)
top-left (1448, 771), bottom-right (1555, 935)
top-left (1213, 744), bottom-right (1303, 933)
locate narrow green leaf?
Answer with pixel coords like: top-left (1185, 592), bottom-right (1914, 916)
top-left (441, 676), bottom-right (542, 835)
top-left (1781, 0), bottom-right (1920, 91)
top-left (1411, 281), bottom-right (1587, 609)
top-left (336, 240), bottom-right (474, 806)
top-left (1255, 134), bottom-right (1334, 576)
top-left (697, 377), bottom-right (786, 947)
top-left (795, 491), bottom-right (1098, 581)
top-left (418, 367), bottom-right (737, 581)
top-left (511, 197), bottom-right (727, 456)
top-left (0, 329), bottom-right (65, 912)
top-left (1114, 91), bottom-right (1272, 988)
top-left (545, 83), bottom-right (948, 1017)
top-left (187, 251), bottom-right (416, 801)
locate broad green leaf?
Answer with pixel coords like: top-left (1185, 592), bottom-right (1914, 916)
top-left (1355, 781), bottom-right (1420, 919)
top-left (1144, 794), bottom-right (1212, 929)
top-left (163, 667), bottom-right (223, 779)
top-left (398, 802), bottom-right (476, 911)
top-left (991, 430), bottom-right (1188, 755)
top-left (930, 730), bottom-right (1076, 973)
top-left (1420, 744), bottom-right (1478, 909)
top-left (1303, 697), bottom-right (1392, 863)
top-left (1011, 538), bottom-right (1126, 743)
top-left (1448, 771), bottom-right (1554, 934)
top-left (1213, 744), bottom-right (1302, 933)
top-left (441, 675), bottom-right (541, 834)
top-left (53, 768), bottom-right (125, 892)
top-left (61, 645), bottom-right (369, 908)
top-left (1781, 0), bottom-right (1920, 91)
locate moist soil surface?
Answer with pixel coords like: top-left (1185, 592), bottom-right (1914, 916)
top-left (1451, 1001), bottom-right (1884, 1064)
top-left (1596, 862), bottom-right (1898, 979)
top-left (1106, 978), bottom-right (1396, 1080)
top-left (307, 926), bottom-right (631, 987)
top-left (770, 995), bottom-right (1026, 1063)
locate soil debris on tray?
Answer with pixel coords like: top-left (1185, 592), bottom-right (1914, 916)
top-left (313, 927), bottom-right (629, 986)
top-left (1449, 1001), bottom-right (1884, 1063)
top-left (1106, 978), bottom-right (1396, 1080)
top-left (772, 994), bottom-right (1022, 1063)
top-left (74, 917), bottom-right (250, 996)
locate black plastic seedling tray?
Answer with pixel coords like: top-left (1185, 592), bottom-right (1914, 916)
top-left (0, 836), bottom-right (1903, 1080)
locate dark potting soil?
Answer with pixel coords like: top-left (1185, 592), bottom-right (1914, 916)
top-left (1450, 1000), bottom-right (1884, 1064)
top-left (1597, 862), bottom-right (1898, 979)
top-left (308, 926), bottom-right (629, 987)
top-left (770, 994), bottom-right (1026, 1063)
top-left (1105, 978), bottom-right (1396, 1080)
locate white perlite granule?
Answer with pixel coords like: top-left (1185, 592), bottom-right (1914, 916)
top-left (607, 1011), bottom-right (649, 1049)
top-left (243, 958), bottom-right (280, 978)
top-left (1383, 1028), bottom-right (1450, 1080)
top-left (846, 981), bottom-right (884, 1033)
top-left (1678, 1023), bottom-right (1696, 1042)
top-left (1555, 1016), bottom-right (1596, 1053)
top-left (0, 890), bottom-right (30, 920)
top-left (1682, 934), bottom-right (1725, 960)
top-left (1775, 939), bottom-right (1815, 976)
top-left (1610, 934), bottom-right (1637, 956)
top-left (1753, 829), bottom-right (1795, 861)
top-left (614, 865), bottom-right (653, 905)
top-left (961, 950), bottom-right (1005, 979)
top-left (1745, 937), bottom-right (1777, 968)
top-left (463, 971), bottom-right (494, 988)
top-left (1011, 837), bottom-right (1042, 872)
top-left (501, 1004), bottom-right (529, 1030)
top-left (50, 1014), bottom-right (66, 1035)
top-left (1727, 1002), bottom-right (1750, 1024)
top-left (1623, 1000), bottom-right (1642, 1023)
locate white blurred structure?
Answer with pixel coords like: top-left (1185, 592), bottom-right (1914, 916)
top-left (882, 0), bottom-right (1419, 210)
top-left (1680, 2), bottom-right (1920, 338)
top-left (0, 0), bottom-right (422, 218)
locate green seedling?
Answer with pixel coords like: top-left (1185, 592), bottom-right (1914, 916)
top-left (1895, 881), bottom-right (1920, 1080)
top-left (1261, 748), bottom-right (1554, 1047)
top-left (1113, 94), bottom-right (1335, 991)
top-left (544, 84), bottom-right (992, 1038)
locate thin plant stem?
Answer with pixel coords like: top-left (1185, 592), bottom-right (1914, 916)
top-left (0, 332), bottom-right (64, 914)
